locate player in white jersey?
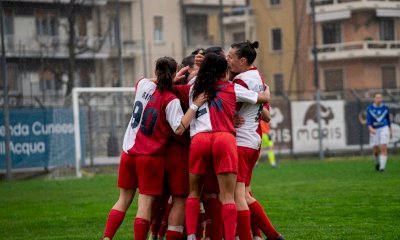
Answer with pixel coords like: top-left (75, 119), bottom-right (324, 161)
top-left (227, 41), bottom-right (284, 240)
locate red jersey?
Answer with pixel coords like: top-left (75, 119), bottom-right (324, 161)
top-left (122, 78), bottom-right (185, 155)
top-left (173, 79), bottom-right (259, 137)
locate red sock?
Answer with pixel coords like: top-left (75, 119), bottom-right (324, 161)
top-left (134, 218), bottom-right (150, 240)
top-left (249, 201), bottom-right (279, 239)
top-left (151, 196), bottom-right (169, 237)
top-left (158, 203), bottom-right (172, 237)
top-left (251, 218), bottom-right (262, 239)
top-left (236, 210), bottom-right (252, 240)
top-left (103, 209), bottom-right (125, 238)
top-left (222, 203), bottom-right (237, 240)
top-left (185, 197), bottom-right (200, 236)
top-left (196, 211), bottom-right (205, 239)
top-left (166, 229), bottom-right (183, 240)
top-left (203, 198), bottom-right (223, 240)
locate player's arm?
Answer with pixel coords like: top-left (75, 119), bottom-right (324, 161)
top-left (366, 107), bottom-right (375, 134)
top-left (386, 106), bottom-right (393, 139)
top-left (261, 108), bottom-right (271, 122)
top-left (166, 93), bottom-right (207, 136)
top-left (234, 83), bottom-right (270, 104)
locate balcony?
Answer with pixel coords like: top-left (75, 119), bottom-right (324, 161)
top-left (223, 7), bottom-right (254, 25)
top-left (2, 35), bottom-right (111, 59)
top-left (311, 40), bottom-right (400, 61)
top-left (182, 0), bottom-right (246, 6)
top-left (312, 0), bottom-right (400, 21)
top-left (4, 0), bottom-right (107, 5)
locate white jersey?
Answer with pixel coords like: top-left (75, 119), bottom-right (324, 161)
top-left (172, 80), bottom-right (259, 138)
top-left (233, 68), bottom-right (265, 150)
top-left (122, 78), bottom-right (184, 155)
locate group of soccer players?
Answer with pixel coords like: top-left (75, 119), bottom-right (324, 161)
top-left (102, 41), bottom-right (284, 240)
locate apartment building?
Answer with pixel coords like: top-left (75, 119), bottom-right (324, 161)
top-left (253, 0), bottom-right (400, 98)
top-left (297, 0), bottom-right (400, 98)
top-left (251, 0), bottom-right (298, 96)
top-left (0, 0), bottom-right (136, 106)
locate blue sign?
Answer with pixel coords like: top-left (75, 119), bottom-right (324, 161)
top-left (0, 108), bottom-right (85, 170)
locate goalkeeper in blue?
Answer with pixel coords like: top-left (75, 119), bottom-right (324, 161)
top-left (366, 93), bottom-right (393, 172)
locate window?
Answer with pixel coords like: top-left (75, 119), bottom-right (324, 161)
top-left (271, 28), bottom-right (282, 51)
top-left (322, 21), bottom-right (341, 44)
top-left (233, 32), bottom-right (245, 43)
top-left (273, 73), bottom-right (284, 95)
top-left (324, 69), bottom-right (343, 91)
top-left (36, 10), bottom-right (58, 36)
top-left (382, 66), bottom-right (397, 89)
top-left (379, 18), bottom-right (395, 41)
top-left (269, 0), bottom-right (281, 6)
top-left (154, 16), bottom-right (164, 42)
top-left (186, 14), bottom-right (208, 46)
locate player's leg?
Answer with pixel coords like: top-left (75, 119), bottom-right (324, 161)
top-left (378, 127), bottom-right (390, 171)
top-left (203, 188), bottom-right (223, 240)
top-left (134, 155), bottom-right (165, 240)
top-left (166, 196), bottom-right (185, 240)
top-left (185, 173), bottom-right (203, 240)
top-left (245, 188), bottom-right (283, 240)
top-left (103, 152), bottom-right (137, 240)
top-left (235, 146), bottom-right (252, 240)
top-left (150, 195), bottom-right (170, 240)
top-left (157, 196), bottom-right (172, 239)
top-left (103, 188), bottom-right (136, 240)
top-left (135, 194), bottom-right (156, 240)
top-left (186, 133), bottom-right (211, 240)
top-left (373, 145), bottom-right (380, 171)
top-left (213, 132), bottom-right (239, 240)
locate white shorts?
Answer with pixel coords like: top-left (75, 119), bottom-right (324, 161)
top-left (369, 126), bottom-right (390, 146)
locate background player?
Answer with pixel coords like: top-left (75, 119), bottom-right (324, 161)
top-left (367, 93), bottom-right (392, 172)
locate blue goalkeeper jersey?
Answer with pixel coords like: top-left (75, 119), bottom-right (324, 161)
top-left (366, 103), bottom-right (391, 129)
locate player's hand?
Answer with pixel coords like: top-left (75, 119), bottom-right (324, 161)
top-left (195, 50), bottom-right (205, 67)
top-left (174, 66), bottom-right (189, 83)
top-left (368, 127), bottom-right (376, 135)
top-left (390, 128), bottom-right (393, 139)
top-left (261, 84), bottom-right (271, 102)
top-left (193, 92), bottom-right (208, 107)
top-left (233, 114), bottom-right (245, 128)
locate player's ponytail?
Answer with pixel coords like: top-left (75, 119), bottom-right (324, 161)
top-left (192, 52), bottom-right (228, 102)
top-left (155, 56), bottom-right (177, 92)
top-left (231, 40), bottom-right (259, 65)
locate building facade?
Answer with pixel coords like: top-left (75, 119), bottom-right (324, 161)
top-left (253, 0), bottom-right (400, 99)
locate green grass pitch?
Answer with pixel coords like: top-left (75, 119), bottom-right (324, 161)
top-left (0, 155), bottom-right (399, 239)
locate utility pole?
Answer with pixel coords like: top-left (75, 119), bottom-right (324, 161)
top-left (139, 0), bottom-right (147, 76)
top-left (0, 1), bottom-right (12, 180)
top-left (219, 0), bottom-right (225, 48)
top-left (311, 0), bottom-right (324, 160)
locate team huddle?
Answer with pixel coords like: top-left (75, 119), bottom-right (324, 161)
top-left (102, 41), bottom-right (284, 240)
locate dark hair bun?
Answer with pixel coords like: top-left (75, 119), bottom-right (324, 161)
top-left (250, 41), bottom-right (259, 49)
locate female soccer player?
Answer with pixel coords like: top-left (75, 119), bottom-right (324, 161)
top-left (228, 41), bottom-right (284, 240)
top-left (102, 56), bottom-right (206, 240)
top-left (173, 52), bottom-right (270, 240)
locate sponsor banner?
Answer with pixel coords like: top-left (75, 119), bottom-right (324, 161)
top-left (0, 108), bottom-right (85, 169)
top-left (269, 100), bottom-right (292, 150)
top-left (291, 100), bottom-right (346, 152)
top-left (345, 101), bottom-right (370, 145)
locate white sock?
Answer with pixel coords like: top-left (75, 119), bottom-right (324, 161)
top-left (379, 155), bottom-right (387, 170)
top-left (167, 225), bottom-right (184, 233)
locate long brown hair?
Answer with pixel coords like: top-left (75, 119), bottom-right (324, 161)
top-left (192, 53), bottom-right (228, 102)
top-left (155, 56), bottom-right (177, 92)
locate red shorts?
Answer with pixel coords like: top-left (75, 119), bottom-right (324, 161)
top-left (165, 142), bottom-right (189, 196)
top-left (118, 151), bottom-right (138, 189)
top-left (136, 155), bottom-right (165, 195)
top-left (236, 147), bottom-right (260, 186)
top-left (189, 132), bottom-right (238, 175)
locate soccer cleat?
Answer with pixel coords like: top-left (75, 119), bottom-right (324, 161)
top-left (268, 234), bottom-right (285, 240)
